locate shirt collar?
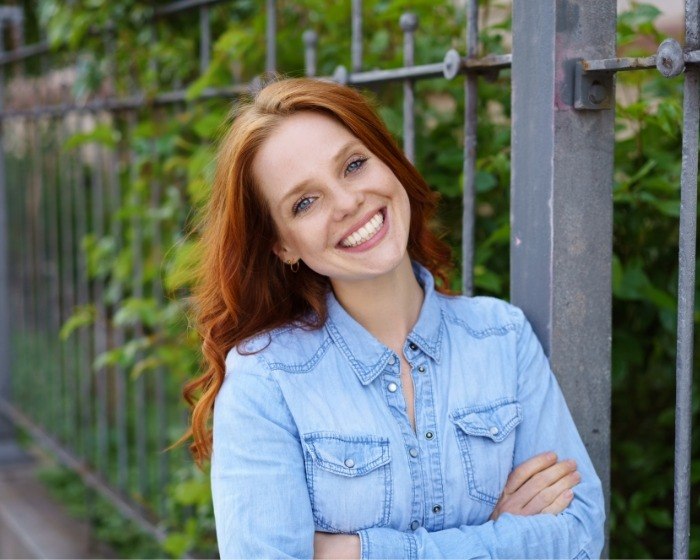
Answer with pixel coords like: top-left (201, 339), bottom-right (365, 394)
top-left (325, 262), bottom-right (444, 386)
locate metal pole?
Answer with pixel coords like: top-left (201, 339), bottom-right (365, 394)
top-left (673, 1), bottom-right (699, 556)
top-left (303, 30), bottom-right (318, 77)
top-left (199, 4), bottom-right (211, 74)
top-left (0, 16), bottom-right (26, 465)
top-left (351, 0), bottom-right (362, 73)
top-left (511, 0), bottom-right (614, 550)
top-left (400, 13), bottom-right (417, 164)
top-left (462, 0), bottom-right (478, 296)
top-left (105, 28), bottom-right (128, 495)
top-left (265, 0), bottom-right (276, 73)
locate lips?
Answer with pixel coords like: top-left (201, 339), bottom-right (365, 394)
top-left (339, 209), bottom-right (385, 248)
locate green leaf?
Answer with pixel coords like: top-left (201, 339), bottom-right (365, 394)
top-left (64, 123), bottom-right (121, 150)
top-left (60, 306), bottom-right (96, 340)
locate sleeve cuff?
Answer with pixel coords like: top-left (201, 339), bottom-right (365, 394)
top-left (358, 528), bottom-right (417, 559)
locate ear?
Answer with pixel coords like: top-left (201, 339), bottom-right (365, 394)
top-left (272, 242), bottom-right (292, 263)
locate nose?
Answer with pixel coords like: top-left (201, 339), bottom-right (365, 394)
top-left (331, 184), bottom-right (365, 221)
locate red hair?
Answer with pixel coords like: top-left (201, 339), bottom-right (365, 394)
top-left (184, 78), bottom-right (453, 465)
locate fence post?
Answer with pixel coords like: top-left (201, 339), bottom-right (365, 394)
top-left (510, 0), bottom-right (614, 547)
top-left (0, 13), bottom-right (27, 465)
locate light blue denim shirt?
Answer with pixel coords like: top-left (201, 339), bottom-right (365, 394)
top-left (211, 264), bottom-right (605, 559)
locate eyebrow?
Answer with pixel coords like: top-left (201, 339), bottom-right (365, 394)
top-left (278, 139), bottom-right (363, 207)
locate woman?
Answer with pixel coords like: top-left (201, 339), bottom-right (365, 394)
top-left (185, 77), bottom-right (605, 559)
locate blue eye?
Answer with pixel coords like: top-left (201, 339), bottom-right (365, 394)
top-left (292, 196), bottom-right (316, 215)
top-left (345, 157), bottom-right (367, 176)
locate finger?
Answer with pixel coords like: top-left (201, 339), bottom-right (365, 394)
top-left (511, 459), bottom-right (577, 507)
top-left (504, 452), bottom-right (558, 494)
top-left (521, 470), bottom-right (581, 515)
top-left (541, 488), bottom-right (575, 515)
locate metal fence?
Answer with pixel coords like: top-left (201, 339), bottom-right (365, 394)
top-left (0, 0), bottom-right (695, 556)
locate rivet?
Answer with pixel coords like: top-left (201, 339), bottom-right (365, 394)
top-left (588, 81), bottom-right (607, 105)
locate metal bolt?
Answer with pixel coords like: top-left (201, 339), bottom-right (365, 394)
top-left (332, 65), bottom-right (348, 85)
top-left (399, 12), bottom-right (418, 32)
top-left (588, 81), bottom-right (607, 105)
top-left (302, 29), bottom-right (318, 48)
top-left (656, 38), bottom-right (684, 78)
top-left (443, 49), bottom-right (461, 80)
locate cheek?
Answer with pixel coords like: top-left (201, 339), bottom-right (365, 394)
top-left (280, 219), bottom-right (329, 256)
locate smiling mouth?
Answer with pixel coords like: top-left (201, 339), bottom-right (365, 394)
top-left (339, 210), bottom-right (385, 248)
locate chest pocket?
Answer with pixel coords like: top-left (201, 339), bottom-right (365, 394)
top-left (302, 433), bottom-right (392, 533)
top-left (450, 399), bottom-right (522, 505)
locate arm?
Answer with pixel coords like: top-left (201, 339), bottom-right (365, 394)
top-left (357, 309), bottom-right (605, 559)
top-left (211, 353), bottom-right (315, 559)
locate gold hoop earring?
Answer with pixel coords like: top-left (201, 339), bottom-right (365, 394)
top-left (285, 259), bottom-right (300, 273)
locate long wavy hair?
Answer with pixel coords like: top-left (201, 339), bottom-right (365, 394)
top-left (184, 77), bottom-right (454, 465)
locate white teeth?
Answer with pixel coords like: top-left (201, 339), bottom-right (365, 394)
top-left (340, 211), bottom-right (384, 248)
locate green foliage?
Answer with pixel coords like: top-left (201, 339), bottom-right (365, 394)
top-left (37, 463), bottom-right (163, 559)
top-left (33, 0), bottom-right (699, 557)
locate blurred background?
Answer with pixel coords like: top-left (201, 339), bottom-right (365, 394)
top-left (0, 0), bottom-right (696, 558)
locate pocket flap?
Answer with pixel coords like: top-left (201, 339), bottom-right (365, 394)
top-left (302, 433), bottom-right (390, 477)
top-left (450, 399), bottom-right (522, 443)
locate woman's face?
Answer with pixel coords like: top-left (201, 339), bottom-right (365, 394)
top-left (252, 111), bottom-right (412, 286)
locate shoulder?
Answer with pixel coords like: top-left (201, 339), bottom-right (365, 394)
top-left (436, 293), bottom-right (525, 338)
top-left (225, 322), bottom-right (332, 377)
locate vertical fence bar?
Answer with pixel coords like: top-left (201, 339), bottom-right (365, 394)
top-left (126, 109), bottom-right (149, 505)
top-left (673, 1), bottom-right (699, 556)
top-left (46, 114), bottom-right (59, 432)
top-left (149, 111), bottom-right (168, 515)
top-left (511, 0), bottom-right (614, 549)
top-left (106, 28), bottom-right (129, 493)
top-left (91, 110), bottom-right (109, 477)
top-left (0, 19), bottom-right (19, 458)
top-left (199, 4), bottom-right (211, 74)
top-left (303, 30), bottom-right (318, 77)
top-left (351, 0), bottom-right (362, 72)
top-left (54, 110), bottom-right (67, 440)
top-left (400, 13), bottom-right (417, 164)
top-left (59, 84), bottom-right (79, 451)
top-left (74, 110), bottom-right (93, 462)
top-left (266, 0), bottom-right (276, 73)
top-left (26, 115), bottom-right (41, 424)
top-left (461, 0), bottom-right (478, 296)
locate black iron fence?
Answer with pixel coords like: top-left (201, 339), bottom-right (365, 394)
top-left (0, 0), bottom-right (695, 556)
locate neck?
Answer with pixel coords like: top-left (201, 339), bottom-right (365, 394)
top-left (331, 256), bottom-right (424, 352)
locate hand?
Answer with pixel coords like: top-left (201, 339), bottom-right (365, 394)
top-left (490, 451), bottom-right (580, 521)
top-left (313, 532), bottom-right (361, 559)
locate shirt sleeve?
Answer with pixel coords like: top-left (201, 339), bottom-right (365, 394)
top-left (358, 307), bottom-right (605, 559)
top-left (211, 352), bottom-right (315, 559)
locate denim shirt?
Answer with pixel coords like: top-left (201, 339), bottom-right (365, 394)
top-left (211, 264), bottom-right (605, 559)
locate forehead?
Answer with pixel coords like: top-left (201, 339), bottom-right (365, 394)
top-left (252, 111), bottom-right (359, 201)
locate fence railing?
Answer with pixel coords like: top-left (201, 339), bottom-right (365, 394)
top-left (0, 0), bottom-right (695, 557)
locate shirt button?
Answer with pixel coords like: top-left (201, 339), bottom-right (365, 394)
top-left (425, 431), bottom-right (434, 440)
top-left (410, 520), bottom-right (420, 531)
top-left (409, 447), bottom-right (419, 458)
top-left (388, 356), bottom-right (396, 365)
top-left (417, 365), bottom-right (426, 373)
top-left (432, 504), bottom-right (442, 514)
top-left (344, 459), bottom-right (355, 468)
top-left (409, 342), bottom-right (418, 351)
top-left (387, 382), bottom-right (398, 393)
top-left (489, 426), bottom-right (500, 436)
